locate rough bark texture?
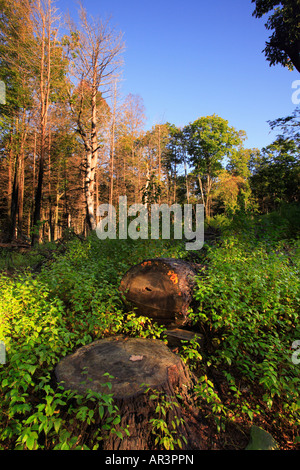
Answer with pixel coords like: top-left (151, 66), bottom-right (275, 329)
top-left (55, 336), bottom-right (202, 450)
top-left (119, 258), bottom-right (200, 327)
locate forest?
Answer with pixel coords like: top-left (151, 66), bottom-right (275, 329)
top-left (0, 0), bottom-right (299, 452)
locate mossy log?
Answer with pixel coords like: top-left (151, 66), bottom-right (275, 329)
top-left (119, 258), bottom-right (200, 327)
top-left (55, 336), bottom-right (202, 450)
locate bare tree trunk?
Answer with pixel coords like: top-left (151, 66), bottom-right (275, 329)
top-left (17, 107), bottom-right (28, 240)
top-left (54, 190), bottom-right (61, 241)
top-left (109, 81), bottom-right (117, 209)
top-left (197, 175), bottom-right (205, 209)
top-left (137, 150), bottom-right (141, 204)
top-left (10, 153), bottom-right (19, 241)
top-left (7, 126), bottom-right (13, 221)
top-left (84, 148), bottom-right (96, 231)
top-left (173, 159), bottom-right (177, 203)
top-left (87, 77), bottom-right (98, 230)
top-left (184, 157), bottom-right (189, 204)
top-left (32, 148), bottom-right (45, 244)
top-left (17, 137), bottom-right (25, 238)
top-left (32, 1), bottom-right (52, 245)
top-left (158, 124), bottom-right (161, 204)
top-left (48, 128), bottom-right (52, 241)
top-left (29, 131), bottom-right (37, 238)
top-left (206, 174), bottom-right (213, 218)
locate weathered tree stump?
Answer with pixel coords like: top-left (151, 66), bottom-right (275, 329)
top-left (119, 258), bottom-right (200, 327)
top-left (55, 336), bottom-right (202, 450)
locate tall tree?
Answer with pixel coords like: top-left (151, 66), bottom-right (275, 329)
top-left (67, 4), bottom-right (124, 231)
top-left (0, 0), bottom-right (34, 241)
top-left (252, 0), bottom-right (300, 73)
top-left (250, 138), bottom-right (300, 211)
top-left (163, 124), bottom-right (185, 203)
top-left (183, 115), bottom-right (245, 218)
top-left (213, 170), bottom-right (250, 215)
top-left (31, 0), bottom-right (63, 245)
top-left (138, 123), bottom-right (170, 205)
top-left (250, 109), bottom-right (300, 211)
top-left (0, 0), bottom-right (69, 243)
top-left (114, 93), bottom-right (146, 203)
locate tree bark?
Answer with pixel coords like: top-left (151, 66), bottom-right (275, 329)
top-left (7, 125), bottom-right (13, 222)
top-left (9, 153), bottom-right (19, 241)
top-left (184, 157), bottom-right (189, 204)
top-left (32, 1), bottom-right (52, 245)
top-left (109, 81), bottom-right (117, 209)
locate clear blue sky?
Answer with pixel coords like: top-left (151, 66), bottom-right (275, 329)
top-left (57, 0), bottom-right (299, 151)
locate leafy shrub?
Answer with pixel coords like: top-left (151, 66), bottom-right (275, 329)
top-left (0, 237), bottom-right (182, 449)
top-left (211, 203), bottom-right (300, 244)
top-left (193, 236), bottom-right (300, 429)
top-left (1, 230), bottom-right (299, 449)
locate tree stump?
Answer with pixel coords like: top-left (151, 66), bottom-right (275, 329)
top-left (119, 258), bottom-right (200, 327)
top-left (55, 336), bottom-right (202, 450)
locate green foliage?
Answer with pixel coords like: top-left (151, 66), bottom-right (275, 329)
top-left (179, 335), bottom-right (203, 370)
top-left (182, 114), bottom-right (246, 217)
top-left (0, 236), bottom-right (183, 449)
top-left (193, 233), bottom-right (300, 428)
top-left (0, 224), bottom-right (299, 449)
top-left (252, 0), bottom-right (300, 72)
top-left (145, 387), bottom-right (187, 450)
top-left (250, 138), bottom-right (300, 213)
top-left (184, 115), bottom-right (244, 172)
top-left (194, 375), bottom-right (228, 432)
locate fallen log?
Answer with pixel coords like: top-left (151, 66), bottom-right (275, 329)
top-left (166, 328), bottom-right (204, 349)
top-left (119, 258), bottom-right (200, 327)
top-left (0, 242), bottom-right (30, 250)
top-left (55, 335), bottom-right (202, 450)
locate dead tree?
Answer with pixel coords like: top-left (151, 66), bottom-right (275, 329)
top-left (67, 4), bottom-right (124, 231)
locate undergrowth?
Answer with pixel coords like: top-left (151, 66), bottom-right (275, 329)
top-left (0, 213), bottom-right (299, 450)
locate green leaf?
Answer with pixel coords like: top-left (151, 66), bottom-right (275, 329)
top-left (98, 405), bottom-right (104, 419)
top-left (25, 432), bottom-right (38, 450)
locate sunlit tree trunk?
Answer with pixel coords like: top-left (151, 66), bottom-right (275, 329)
top-left (32, 0), bottom-right (59, 245)
top-left (68, 4), bottom-right (124, 231)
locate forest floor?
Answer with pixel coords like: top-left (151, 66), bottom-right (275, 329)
top-left (0, 217), bottom-right (299, 451)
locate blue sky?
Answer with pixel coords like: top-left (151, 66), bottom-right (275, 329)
top-left (57, 0), bottom-right (299, 151)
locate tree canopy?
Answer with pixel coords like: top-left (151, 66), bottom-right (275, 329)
top-left (183, 115), bottom-right (245, 217)
top-left (0, 0), bottom-right (299, 243)
top-left (252, 0), bottom-right (300, 72)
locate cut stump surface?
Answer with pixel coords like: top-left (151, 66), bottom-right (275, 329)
top-left (55, 335), bottom-right (190, 400)
top-left (55, 336), bottom-right (202, 450)
top-left (119, 258), bottom-right (200, 326)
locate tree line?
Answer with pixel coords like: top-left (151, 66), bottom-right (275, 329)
top-left (0, 0), bottom-right (299, 245)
